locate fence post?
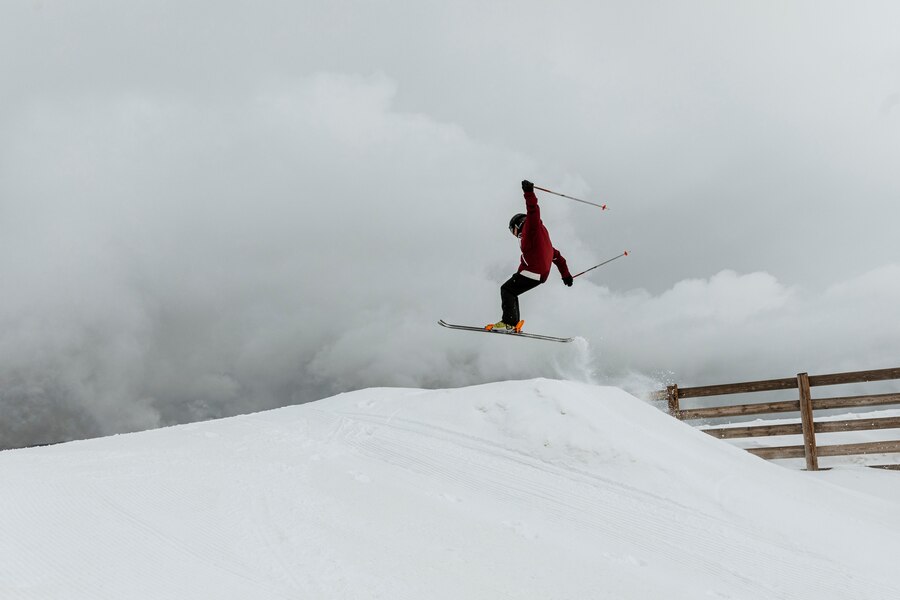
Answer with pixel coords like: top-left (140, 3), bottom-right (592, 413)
top-left (666, 385), bottom-right (681, 419)
top-left (797, 372), bottom-right (819, 471)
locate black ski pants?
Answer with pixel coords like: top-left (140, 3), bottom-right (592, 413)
top-left (500, 273), bottom-right (542, 325)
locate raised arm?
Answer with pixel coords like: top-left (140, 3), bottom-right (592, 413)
top-left (522, 180), bottom-right (541, 239)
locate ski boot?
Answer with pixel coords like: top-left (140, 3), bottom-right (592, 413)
top-left (485, 320), bottom-right (525, 333)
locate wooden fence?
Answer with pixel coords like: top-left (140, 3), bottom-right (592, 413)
top-left (662, 367), bottom-right (900, 471)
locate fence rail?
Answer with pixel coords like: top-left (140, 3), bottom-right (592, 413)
top-left (662, 366), bottom-right (900, 471)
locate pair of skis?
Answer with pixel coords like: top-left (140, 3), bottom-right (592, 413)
top-left (438, 320), bottom-right (573, 343)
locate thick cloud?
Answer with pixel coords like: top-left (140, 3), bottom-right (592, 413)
top-left (1, 1), bottom-right (899, 448)
top-left (0, 74), bottom-right (505, 443)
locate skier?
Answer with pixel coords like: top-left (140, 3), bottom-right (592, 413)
top-left (487, 180), bottom-right (573, 333)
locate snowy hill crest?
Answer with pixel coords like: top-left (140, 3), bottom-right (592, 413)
top-left (2, 379), bottom-right (900, 599)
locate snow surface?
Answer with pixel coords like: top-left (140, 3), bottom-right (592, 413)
top-left (2, 379), bottom-right (899, 599)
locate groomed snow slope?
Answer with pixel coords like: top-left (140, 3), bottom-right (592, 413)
top-left (2, 379), bottom-right (900, 600)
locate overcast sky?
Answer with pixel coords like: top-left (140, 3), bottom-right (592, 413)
top-left (2, 0), bottom-right (899, 448)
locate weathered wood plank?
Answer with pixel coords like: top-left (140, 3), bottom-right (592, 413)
top-left (677, 400), bottom-right (800, 420)
top-left (747, 445), bottom-right (806, 460)
top-left (666, 385), bottom-right (680, 416)
top-left (701, 416), bottom-right (900, 439)
top-left (679, 392), bottom-right (900, 421)
top-left (817, 440), bottom-right (900, 457)
top-left (815, 416), bottom-right (900, 434)
top-left (657, 367), bottom-right (900, 403)
top-left (798, 373), bottom-right (818, 470)
top-left (808, 367), bottom-right (900, 387)
top-left (811, 392), bottom-right (900, 411)
top-left (647, 389), bottom-right (668, 402)
top-left (674, 377), bottom-right (798, 399)
top-left (701, 423), bottom-right (803, 439)
top-left (747, 440), bottom-right (900, 461)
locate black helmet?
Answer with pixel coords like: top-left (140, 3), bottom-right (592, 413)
top-left (509, 213), bottom-right (526, 237)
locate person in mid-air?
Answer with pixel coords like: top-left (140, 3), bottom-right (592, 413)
top-left (487, 180), bottom-right (573, 333)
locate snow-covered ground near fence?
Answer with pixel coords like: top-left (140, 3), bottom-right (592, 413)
top-left (2, 379), bottom-right (900, 600)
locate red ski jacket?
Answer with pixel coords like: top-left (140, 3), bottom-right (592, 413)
top-left (518, 190), bottom-right (572, 283)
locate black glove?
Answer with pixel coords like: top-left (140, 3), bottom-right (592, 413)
top-left (562, 275), bottom-right (573, 287)
top-left (521, 180), bottom-right (534, 193)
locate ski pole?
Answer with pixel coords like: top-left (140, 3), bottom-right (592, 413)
top-left (533, 185), bottom-right (607, 210)
top-left (573, 251), bottom-right (629, 279)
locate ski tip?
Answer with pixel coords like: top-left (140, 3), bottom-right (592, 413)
top-left (601, 204), bottom-right (608, 210)
top-left (624, 250), bottom-right (629, 256)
